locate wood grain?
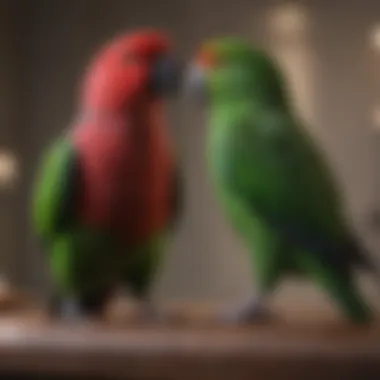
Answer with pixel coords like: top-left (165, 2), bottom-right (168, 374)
top-left (0, 300), bottom-right (378, 380)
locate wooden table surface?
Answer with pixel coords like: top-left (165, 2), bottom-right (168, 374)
top-left (0, 300), bottom-right (378, 380)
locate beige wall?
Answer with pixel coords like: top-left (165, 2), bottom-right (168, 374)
top-left (0, 1), bottom-right (26, 285)
top-left (1, 1), bottom-right (380, 307)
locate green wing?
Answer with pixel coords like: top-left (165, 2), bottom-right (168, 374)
top-left (232, 110), bottom-right (370, 272)
top-left (31, 136), bottom-right (80, 242)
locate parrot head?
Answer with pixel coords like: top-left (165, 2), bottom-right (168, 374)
top-left (81, 29), bottom-right (181, 112)
top-left (185, 37), bottom-right (288, 107)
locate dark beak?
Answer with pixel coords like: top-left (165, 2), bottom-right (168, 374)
top-left (151, 55), bottom-right (182, 97)
top-left (183, 63), bottom-right (207, 103)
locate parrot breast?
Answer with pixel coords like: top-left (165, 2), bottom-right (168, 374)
top-left (71, 104), bottom-right (174, 245)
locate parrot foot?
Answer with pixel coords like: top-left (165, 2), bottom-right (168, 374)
top-left (219, 296), bottom-right (275, 325)
top-left (48, 292), bottom-right (109, 323)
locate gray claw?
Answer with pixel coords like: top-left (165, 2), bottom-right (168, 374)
top-left (219, 296), bottom-right (274, 325)
top-left (48, 294), bottom-right (106, 323)
top-left (50, 298), bottom-right (88, 323)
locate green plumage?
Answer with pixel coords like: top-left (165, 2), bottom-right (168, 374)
top-left (201, 38), bottom-right (373, 323)
top-left (32, 137), bottom-right (167, 305)
top-left (30, 30), bottom-right (183, 320)
top-left (32, 136), bottom-right (76, 240)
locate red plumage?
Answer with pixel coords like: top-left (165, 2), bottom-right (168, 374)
top-left (70, 30), bottom-right (176, 245)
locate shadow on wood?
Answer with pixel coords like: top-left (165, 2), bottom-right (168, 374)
top-left (0, 298), bottom-right (378, 380)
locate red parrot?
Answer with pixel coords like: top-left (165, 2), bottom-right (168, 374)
top-left (31, 29), bottom-right (182, 320)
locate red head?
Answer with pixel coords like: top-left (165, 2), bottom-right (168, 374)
top-left (80, 29), bottom-right (179, 113)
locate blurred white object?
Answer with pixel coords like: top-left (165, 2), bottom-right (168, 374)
top-left (370, 25), bottom-right (380, 51)
top-left (0, 149), bottom-right (18, 188)
top-left (269, 3), bottom-right (307, 36)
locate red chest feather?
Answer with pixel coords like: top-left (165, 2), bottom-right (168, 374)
top-left (72, 114), bottom-right (174, 244)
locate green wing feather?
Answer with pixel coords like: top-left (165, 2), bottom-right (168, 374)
top-left (31, 136), bottom-right (80, 242)
top-left (211, 105), bottom-right (370, 273)
top-left (209, 105), bottom-right (373, 322)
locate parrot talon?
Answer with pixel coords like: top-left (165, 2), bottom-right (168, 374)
top-left (219, 297), bottom-right (275, 325)
top-left (48, 294), bottom-right (108, 323)
top-left (49, 299), bottom-right (89, 322)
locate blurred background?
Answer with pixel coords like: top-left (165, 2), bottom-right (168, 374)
top-left (0, 0), bottom-right (379, 314)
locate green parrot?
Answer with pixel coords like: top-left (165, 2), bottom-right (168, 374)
top-left (31, 30), bottom-right (182, 321)
top-left (185, 37), bottom-right (377, 324)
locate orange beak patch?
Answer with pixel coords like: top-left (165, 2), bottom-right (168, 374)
top-left (196, 48), bottom-right (218, 68)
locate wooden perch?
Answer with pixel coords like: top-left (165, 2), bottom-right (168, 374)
top-left (0, 299), bottom-right (378, 380)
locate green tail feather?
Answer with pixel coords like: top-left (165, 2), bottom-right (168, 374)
top-left (297, 252), bottom-right (373, 324)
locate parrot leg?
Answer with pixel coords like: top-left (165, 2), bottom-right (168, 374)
top-left (48, 231), bottom-right (118, 322)
top-left (222, 297), bottom-right (272, 324)
top-left (220, 211), bottom-right (284, 325)
top-left (219, 293), bottom-right (274, 324)
top-left (218, 266), bottom-right (281, 325)
top-left (215, 197), bottom-right (285, 324)
top-left (48, 289), bottom-right (112, 322)
top-left (123, 235), bottom-right (171, 324)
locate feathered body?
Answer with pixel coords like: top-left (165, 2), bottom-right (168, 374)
top-left (72, 104), bottom-right (174, 245)
top-left (187, 38), bottom-right (375, 324)
top-left (32, 30), bottom-right (181, 318)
